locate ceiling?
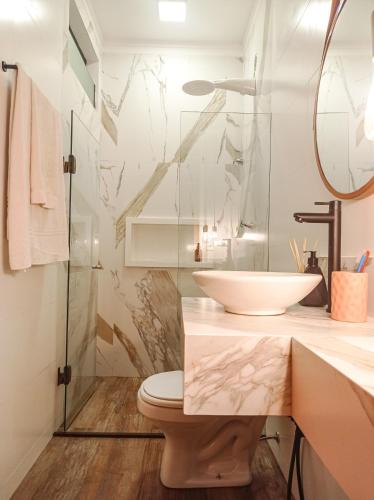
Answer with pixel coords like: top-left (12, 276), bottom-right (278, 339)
top-left (88, 0), bottom-right (254, 49)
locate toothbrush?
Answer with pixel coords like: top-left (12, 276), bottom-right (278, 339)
top-left (359, 251), bottom-right (370, 272)
top-left (356, 254), bottom-right (366, 272)
top-left (362, 251), bottom-right (371, 272)
top-left (356, 250), bottom-right (370, 272)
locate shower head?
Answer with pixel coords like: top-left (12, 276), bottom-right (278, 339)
top-left (182, 78), bottom-right (256, 96)
top-left (182, 80), bottom-right (215, 96)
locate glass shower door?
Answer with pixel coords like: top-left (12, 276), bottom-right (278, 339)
top-left (64, 111), bottom-right (100, 429)
top-left (177, 111), bottom-right (272, 296)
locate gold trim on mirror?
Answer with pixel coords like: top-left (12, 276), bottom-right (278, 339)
top-left (314, 0), bottom-right (374, 199)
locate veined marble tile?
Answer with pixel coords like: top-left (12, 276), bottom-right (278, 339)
top-left (98, 50), bottom-right (270, 378)
top-left (98, 52), bottom-right (250, 377)
top-left (101, 101), bottom-right (118, 145)
top-left (184, 334), bottom-right (292, 415)
top-left (114, 89), bottom-right (227, 245)
top-left (125, 270), bottom-right (182, 373)
top-left (183, 297), bottom-right (374, 417)
top-left (96, 313), bottom-right (151, 377)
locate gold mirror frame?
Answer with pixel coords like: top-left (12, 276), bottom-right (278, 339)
top-left (314, 0), bottom-right (374, 199)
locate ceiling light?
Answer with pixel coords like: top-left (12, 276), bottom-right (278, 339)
top-left (299, 3), bottom-right (330, 32)
top-left (158, 1), bottom-right (186, 23)
top-left (0, 0), bottom-right (41, 22)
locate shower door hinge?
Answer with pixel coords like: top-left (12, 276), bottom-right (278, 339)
top-left (63, 154), bottom-right (76, 174)
top-left (57, 365), bottom-right (72, 386)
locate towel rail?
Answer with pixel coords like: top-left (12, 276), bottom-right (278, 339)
top-left (2, 60), bottom-right (72, 176)
top-left (2, 61), bottom-right (18, 72)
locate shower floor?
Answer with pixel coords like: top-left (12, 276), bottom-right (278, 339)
top-left (68, 377), bottom-right (159, 433)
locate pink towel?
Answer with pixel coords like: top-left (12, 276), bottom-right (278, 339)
top-left (7, 66), bottom-right (69, 271)
top-left (31, 84), bottom-right (61, 209)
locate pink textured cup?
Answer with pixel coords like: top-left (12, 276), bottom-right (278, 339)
top-left (331, 271), bottom-right (368, 323)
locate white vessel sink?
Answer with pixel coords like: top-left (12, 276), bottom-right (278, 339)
top-left (192, 271), bottom-right (322, 316)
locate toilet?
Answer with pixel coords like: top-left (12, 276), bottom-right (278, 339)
top-left (137, 370), bottom-right (265, 489)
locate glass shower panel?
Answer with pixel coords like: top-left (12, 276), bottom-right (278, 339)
top-left (64, 112), bottom-right (99, 428)
top-left (178, 111), bottom-right (271, 297)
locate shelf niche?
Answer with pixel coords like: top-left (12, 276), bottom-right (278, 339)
top-left (124, 217), bottom-right (214, 269)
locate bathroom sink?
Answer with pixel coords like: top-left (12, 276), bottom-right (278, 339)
top-left (192, 271), bottom-right (322, 316)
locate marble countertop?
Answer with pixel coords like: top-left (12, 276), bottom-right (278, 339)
top-left (182, 297), bottom-right (374, 499)
top-left (182, 297), bottom-right (374, 416)
top-left (182, 297), bottom-right (374, 338)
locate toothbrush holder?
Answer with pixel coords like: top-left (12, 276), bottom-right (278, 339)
top-left (331, 271), bottom-right (368, 323)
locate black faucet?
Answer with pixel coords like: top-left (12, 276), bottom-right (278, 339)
top-left (293, 201), bottom-right (342, 312)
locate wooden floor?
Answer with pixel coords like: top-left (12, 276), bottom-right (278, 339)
top-left (12, 438), bottom-right (288, 500)
top-left (13, 377), bottom-right (288, 498)
top-left (68, 377), bottom-right (158, 433)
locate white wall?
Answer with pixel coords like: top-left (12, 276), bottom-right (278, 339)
top-left (0, 2), bottom-right (67, 498)
top-left (267, 0), bottom-right (374, 315)
top-left (244, 1), bottom-right (374, 499)
top-left (0, 0), bottom-right (102, 496)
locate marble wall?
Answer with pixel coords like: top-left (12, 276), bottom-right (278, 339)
top-left (98, 51), bottom-right (271, 376)
top-left (179, 110), bottom-right (271, 273)
top-left (245, 0), bottom-right (374, 499)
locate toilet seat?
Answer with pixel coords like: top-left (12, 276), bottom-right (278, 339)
top-left (139, 370), bottom-right (184, 409)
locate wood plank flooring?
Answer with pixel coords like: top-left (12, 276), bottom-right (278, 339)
top-left (68, 377), bottom-right (159, 433)
top-left (14, 377), bottom-right (288, 498)
top-left (12, 437), bottom-right (288, 500)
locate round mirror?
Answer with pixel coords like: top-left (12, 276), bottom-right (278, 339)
top-left (315, 0), bottom-right (374, 198)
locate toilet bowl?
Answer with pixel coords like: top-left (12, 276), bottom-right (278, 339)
top-left (137, 370), bottom-right (265, 489)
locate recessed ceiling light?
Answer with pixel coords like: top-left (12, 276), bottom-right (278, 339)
top-left (158, 1), bottom-right (186, 23)
top-left (0, 0), bottom-right (41, 22)
top-left (299, 3), bottom-right (330, 32)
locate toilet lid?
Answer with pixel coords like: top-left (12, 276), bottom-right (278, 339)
top-left (140, 370), bottom-right (184, 408)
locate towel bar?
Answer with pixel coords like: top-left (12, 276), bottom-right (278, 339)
top-left (2, 61), bottom-right (18, 72)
